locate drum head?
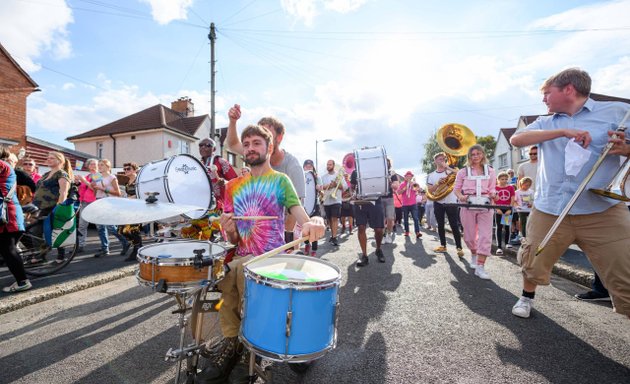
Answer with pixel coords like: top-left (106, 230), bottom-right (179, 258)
top-left (139, 241), bottom-right (226, 264)
top-left (303, 171), bottom-right (317, 216)
top-left (247, 255), bottom-right (339, 284)
top-left (166, 155), bottom-right (213, 218)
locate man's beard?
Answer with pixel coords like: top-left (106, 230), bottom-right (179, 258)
top-left (245, 152), bottom-right (266, 167)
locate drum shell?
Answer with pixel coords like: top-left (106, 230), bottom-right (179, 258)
top-left (303, 170), bottom-right (318, 217)
top-left (240, 255), bottom-right (340, 361)
top-left (136, 241), bottom-right (228, 293)
top-left (354, 146), bottom-right (389, 199)
top-left (136, 154), bottom-right (213, 219)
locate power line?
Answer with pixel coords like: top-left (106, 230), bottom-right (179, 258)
top-left (222, 8), bottom-right (283, 27)
top-left (220, 0), bottom-right (258, 24)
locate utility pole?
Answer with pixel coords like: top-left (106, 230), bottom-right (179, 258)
top-left (209, 22), bottom-right (217, 140)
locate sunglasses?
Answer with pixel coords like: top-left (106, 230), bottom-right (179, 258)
top-left (124, 167), bottom-right (132, 171)
top-left (530, 152), bottom-right (538, 156)
top-left (199, 143), bottom-right (214, 148)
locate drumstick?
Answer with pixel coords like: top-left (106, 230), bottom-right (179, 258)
top-left (243, 236), bottom-right (309, 267)
top-left (208, 215), bottom-right (278, 221)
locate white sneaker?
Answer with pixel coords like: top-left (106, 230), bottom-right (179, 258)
top-left (495, 248), bottom-right (504, 255)
top-left (512, 297), bottom-right (533, 318)
top-left (470, 255), bottom-right (477, 269)
top-left (506, 244), bottom-right (513, 249)
top-left (383, 234), bottom-right (392, 244)
top-left (475, 265), bottom-right (491, 279)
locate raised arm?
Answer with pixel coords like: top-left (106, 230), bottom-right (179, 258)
top-left (226, 104), bottom-right (244, 154)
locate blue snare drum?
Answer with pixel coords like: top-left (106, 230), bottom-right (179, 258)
top-left (240, 254), bottom-right (341, 362)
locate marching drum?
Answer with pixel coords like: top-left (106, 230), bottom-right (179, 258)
top-left (354, 146), bottom-right (389, 199)
top-left (136, 154), bottom-right (213, 219)
top-left (304, 170), bottom-right (318, 216)
top-left (137, 241), bottom-right (230, 294)
top-left (240, 255), bottom-right (340, 362)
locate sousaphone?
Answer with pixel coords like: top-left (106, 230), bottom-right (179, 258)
top-left (426, 123), bottom-right (476, 201)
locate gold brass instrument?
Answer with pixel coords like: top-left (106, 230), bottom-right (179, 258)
top-left (589, 158), bottom-right (630, 202)
top-left (327, 167), bottom-right (346, 200)
top-left (536, 109), bottom-right (630, 255)
top-left (426, 123), bottom-right (477, 201)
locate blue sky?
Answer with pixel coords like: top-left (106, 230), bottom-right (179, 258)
top-left (1, 0), bottom-right (630, 176)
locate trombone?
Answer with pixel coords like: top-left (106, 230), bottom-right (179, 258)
top-left (536, 109), bottom-right (630, 255)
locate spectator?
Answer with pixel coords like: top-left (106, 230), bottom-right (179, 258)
top-left (493, 171), bottom-right (516, 255)
top-left (75, 158), bottom-right (98, 253)
top-left (514, 177), bottom-right (534, 239)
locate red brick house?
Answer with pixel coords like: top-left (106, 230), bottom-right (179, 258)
top-left (0, 42), bottom-right (40, 150)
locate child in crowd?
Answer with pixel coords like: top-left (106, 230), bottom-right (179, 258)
top-left (514, 177), bottom-right (534, 239)
top-left (493, 171), bottom-right (515, 255)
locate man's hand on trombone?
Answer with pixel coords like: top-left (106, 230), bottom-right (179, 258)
top-left (607, 129), bottom-right (630, 156)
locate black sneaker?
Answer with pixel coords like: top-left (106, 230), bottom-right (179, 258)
top-left (198, 336), bottom-right (243, 381)
top-left (124, 246), bottom-right (139, 262)
top-left (376, 249), bottom-right (385, 263)
top-left (356, 254), bottom-right (369, 267)
top-left (119, 243), bottom-right (131, 256)
top-left (94, 250), bottom-right (110, 258)
top-left (227, 351), bottom-right (253, 384)
top-left (574, 291), bottom-right (611, 302)
top-left (331, 237), bottom-right (339, 246)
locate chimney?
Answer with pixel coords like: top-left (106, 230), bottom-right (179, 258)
top-left (171, 96), bottom-right (194, 117)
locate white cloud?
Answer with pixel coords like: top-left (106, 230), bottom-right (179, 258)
top-left (61, 83), bottom-right (75, 91)
top-left (281, 0), bottom-right (367, 25)
top-left (0, 0), bottom-right (73, 72)
top-left (140, 0), bottom-right (194, 25)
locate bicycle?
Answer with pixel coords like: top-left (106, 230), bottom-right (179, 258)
top-left (18, 213), bottom-right (79, 277)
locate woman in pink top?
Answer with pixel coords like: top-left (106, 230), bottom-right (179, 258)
top-left (453, 144), bottom-right (496, 280)
top-left (75, 158), bottom-right (98, 252)
top-left (397, 171), bottom-right (421, 239)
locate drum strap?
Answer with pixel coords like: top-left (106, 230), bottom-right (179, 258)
top-left (466, 165), bottom-right (490, 198)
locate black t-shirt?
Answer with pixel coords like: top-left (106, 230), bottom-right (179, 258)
top-left (385, 173), bottom-right (397, 198)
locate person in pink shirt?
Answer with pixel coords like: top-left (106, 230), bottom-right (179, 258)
top-left (453, 144), bottom-right (497, 280)
top-left (21, 158), bottom-right (41, 184)
top-left (493, 171), bottom-right (516, 255)
top-left (75, 158), bottom-right (98, 252)
top-left (397, 171), bottom-right (422, 239)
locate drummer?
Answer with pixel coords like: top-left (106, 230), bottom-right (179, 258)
top-left (199, 124), bottom-right (325, 382)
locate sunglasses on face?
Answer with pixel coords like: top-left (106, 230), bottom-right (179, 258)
top-left (124, 167), bottom-right (132, 171)
top-left (199, 143), bottom-right (213, 148)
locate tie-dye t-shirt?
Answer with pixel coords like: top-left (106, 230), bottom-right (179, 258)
top-left (224, 169), bottom-right (300, 256)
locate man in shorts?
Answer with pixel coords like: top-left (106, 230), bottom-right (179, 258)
top-left (351, 169), bottom-right (385, 265)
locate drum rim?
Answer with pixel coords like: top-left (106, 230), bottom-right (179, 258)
top-left (137, 240), bottom-right (227, 266)
top-left (244, 254), bottom-right (341, 290)
top-left (238, 334), bottom-right (333, 363)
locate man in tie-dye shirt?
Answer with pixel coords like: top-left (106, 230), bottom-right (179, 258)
top-left (200, 124), bottom-right (325, 382)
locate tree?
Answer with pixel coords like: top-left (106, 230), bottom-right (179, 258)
top-left (421, 132), bottom-right (497, 173)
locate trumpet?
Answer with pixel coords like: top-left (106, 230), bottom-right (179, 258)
top-left (406, 177), bottom-right (416, 198)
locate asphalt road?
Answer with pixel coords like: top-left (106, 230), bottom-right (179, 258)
top-left (1, 227), bottom-right (628, 384)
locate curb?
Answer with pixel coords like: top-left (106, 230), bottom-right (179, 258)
top-left (0, 265), bottom-right (137, 315)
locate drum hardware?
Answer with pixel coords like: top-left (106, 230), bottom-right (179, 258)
top-left (426, 123), bottom-right (477, 201)
top-left (536, 109), bottom-right (630, 256)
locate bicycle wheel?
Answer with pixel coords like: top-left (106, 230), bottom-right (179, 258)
top-left (20, 233), bottom-right (79, 277)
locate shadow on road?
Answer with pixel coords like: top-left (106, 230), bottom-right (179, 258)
top-left (0, 286), bottom-right (173, 383)
top-left (443, 255), bottom-right (630, 382)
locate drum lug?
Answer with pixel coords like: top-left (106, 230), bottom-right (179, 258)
top-left (285, 311), bottom-right (293, 338)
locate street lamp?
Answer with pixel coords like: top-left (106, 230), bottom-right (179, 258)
top-left (316, 139), bottom-right (332, 174)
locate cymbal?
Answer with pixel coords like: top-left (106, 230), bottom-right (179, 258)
top-left (81, 197), bottom-right (208, 225)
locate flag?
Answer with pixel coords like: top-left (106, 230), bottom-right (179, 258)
top-left (44, 200), bottom-right (77, 248)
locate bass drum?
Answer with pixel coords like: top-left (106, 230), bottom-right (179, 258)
top-left (303, 170), bottom-right (318, 217)
top-left (354, 146), bottom-right (389, 199)
top-left (136, 154), bottom-right (213, 219)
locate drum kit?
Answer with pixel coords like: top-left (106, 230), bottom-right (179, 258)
top-left (82, 154), bottom-right (341, 383)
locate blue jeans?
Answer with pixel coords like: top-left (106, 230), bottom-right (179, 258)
top-left (97, 224), bottom-right (128, 251)
top-left (402, 205), bottom-right (420, 234)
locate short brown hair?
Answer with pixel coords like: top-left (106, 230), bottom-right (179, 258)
top-left (123, 162), bottom-right (139, 170)
top-left (541, 68), bottom-right (591, 97)
top-left (241, 124), bottom-right (273, 147)
top-left (257, 117), bottom-right (285, 136)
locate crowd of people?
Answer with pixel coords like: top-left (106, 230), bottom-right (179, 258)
top-left (1, 67), bottom-right (629, 382)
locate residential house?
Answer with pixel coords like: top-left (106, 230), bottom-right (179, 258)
top-left (492, 93), bottom-right (630, 174)
top-left (66, 97), bottom-right (244, 170)
top-left (26, 135), bottom-right (93, 173)
top-left (0, 42), bottom-right (39, 151)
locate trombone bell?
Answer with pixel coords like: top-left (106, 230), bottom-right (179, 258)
top-left (589, 157), bottom-right (630, 202)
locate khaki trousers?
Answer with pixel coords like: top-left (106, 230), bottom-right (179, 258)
top-left (518, 204), bottom-right (630, 316)
top-left (218, 254), bottom-right (253, 337)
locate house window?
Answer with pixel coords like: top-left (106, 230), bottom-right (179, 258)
top-left (519, 147), bottom-right (528, 161)
top-left (96, 142), bottom-right (104, 158)
top-left (498, 153), bottom-right (508, 168)
top-left (227, 152), bottom-right (237, 166)
top-left (179, 140), bottom-right (190, 154)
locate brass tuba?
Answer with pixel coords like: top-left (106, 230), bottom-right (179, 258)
top-left (426, 123), bottom-right (476, 201)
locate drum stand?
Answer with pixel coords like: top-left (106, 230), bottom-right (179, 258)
top-left (247, 350), bottom-right (274, 384)
top-left (164, 285), bottom-right (221, 384)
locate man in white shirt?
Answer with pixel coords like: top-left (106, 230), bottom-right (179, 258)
top-left (426, 152), bottom-right (464, 257)
top-left (321, 159), bottom-right (348, 246)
